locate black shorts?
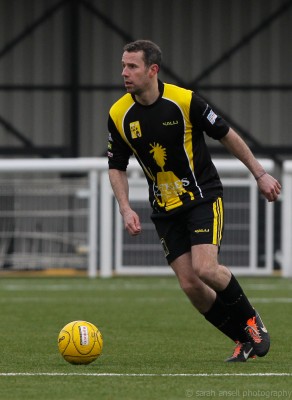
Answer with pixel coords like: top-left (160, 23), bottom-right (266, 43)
top-left (151, 197), bottom-right (224, 264)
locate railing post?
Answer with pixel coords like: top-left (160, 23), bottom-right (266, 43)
top-left (99, 170), bottom-right (113, 278)
top-left (88, 169), bottom-right (98, 278)
top-left (282, 161), bottom-right (292, 277)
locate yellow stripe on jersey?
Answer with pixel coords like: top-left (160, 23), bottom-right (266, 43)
top-left (109, 93), bottom-right (134, 148)
top-left (163, 84), bottom-right (194, 173)
top-left (212, 197), bottom-right (223, 246)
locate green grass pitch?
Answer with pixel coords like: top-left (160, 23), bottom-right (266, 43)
top-left (0, 275), bottom-right (291, 399)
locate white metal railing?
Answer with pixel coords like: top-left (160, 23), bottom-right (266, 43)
top-left (0, 158), bottom-right (107, 278)
top-left (0, 157), bottom-right (277, 277)
top-left (113, 159), bottom-right (275, 277)
top-left (282, 161), bottom-right (292, 277)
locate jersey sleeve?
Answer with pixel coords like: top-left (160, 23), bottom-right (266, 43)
top-left (107, 115), bottom-right (133, 171)
top-left (190, 93), bottom-right (230, 140)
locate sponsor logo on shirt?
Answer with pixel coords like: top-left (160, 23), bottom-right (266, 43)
top-left (162, 120), bottom-right (178, 126)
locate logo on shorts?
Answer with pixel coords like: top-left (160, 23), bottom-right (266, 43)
top-left (160, 238), bottom-right (170, 257)
top-left (194, 229), bottom-right (210, 233)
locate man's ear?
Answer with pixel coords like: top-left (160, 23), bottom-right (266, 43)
top-left (149, 64), bottom-right (159, 77)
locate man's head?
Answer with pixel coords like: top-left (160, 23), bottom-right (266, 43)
top-left (121, 40), bottom-right (162, 100)
top-left (123, 40), bottom-right (162, 69)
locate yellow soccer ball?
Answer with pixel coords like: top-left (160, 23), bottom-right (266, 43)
top-left (58, 320), bottom-right (103, 365)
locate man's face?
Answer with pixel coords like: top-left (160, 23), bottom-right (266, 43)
top-left (121, 50), bottom-right (151, 95)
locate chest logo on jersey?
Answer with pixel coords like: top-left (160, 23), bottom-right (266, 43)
top-left (149, 142), bottom-right (194, 210)
top-left (130, 121), bottom-right (142, 139)
top-left (162, 120), bottom-right (178, 126)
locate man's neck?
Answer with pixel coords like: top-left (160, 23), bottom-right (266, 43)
top-left (135, 82), bottom-right (160, 106)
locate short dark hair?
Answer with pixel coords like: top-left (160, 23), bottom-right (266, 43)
top-left (123, 40), bottom-right (162, 68)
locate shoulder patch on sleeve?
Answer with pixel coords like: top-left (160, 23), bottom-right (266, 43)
top-left (207, 110), bottom-right (218, 125)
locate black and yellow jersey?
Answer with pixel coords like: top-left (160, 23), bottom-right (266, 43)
top-left (108, 80), bottom-right (229, 215)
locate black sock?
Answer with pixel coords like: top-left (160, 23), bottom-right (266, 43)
top-left (203, 295), bottom-right (248, 343)
top-left (216, 274), bottom-right (255, 324)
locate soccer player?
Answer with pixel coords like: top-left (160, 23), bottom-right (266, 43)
top-left (107, 40), bottom-right (281, 362)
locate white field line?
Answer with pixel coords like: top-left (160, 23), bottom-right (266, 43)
top-left (1, 297), bottom-right (292, 304)
top-left (1, 282), bottom-right (292, 292)
top-left (249, 298), bottom-right (292, 303)
top-left (0, 372), bottom-right (292, 377)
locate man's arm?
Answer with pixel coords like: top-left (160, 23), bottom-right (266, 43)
top-left (220, 128), bottom-right (281, 202)
top-left (108, 169), bottom-right (141, 235)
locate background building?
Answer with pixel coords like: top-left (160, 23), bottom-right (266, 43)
top-left (0, 0), bottom-right (291, 164)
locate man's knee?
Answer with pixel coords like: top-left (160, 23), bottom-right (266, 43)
top-left (178, 274), bottom-right (206, 295)
top-left (193, 261), bottom-right (218, 283)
